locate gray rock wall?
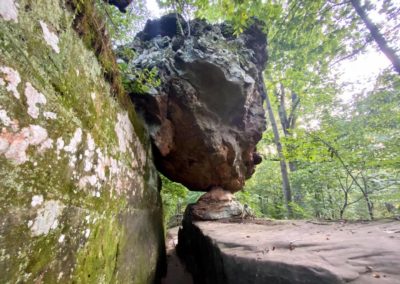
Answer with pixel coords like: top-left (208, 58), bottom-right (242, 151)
top-left (0, 1), bottom-right (165, 282)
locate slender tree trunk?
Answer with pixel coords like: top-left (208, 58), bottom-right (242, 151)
top-left (288, 160), bottom-right (304, 205)
top-left (315, 190), bottom-right (323, 219)
top-left (350, 0), bottom-right (400, 74)
top-left (338, 175), bottom-right (349, 219)
top-left (361, 190), bottom-right (374, 220)
top-left (321, 189), bottom-right (326, 218)
top-left (313, 134), bottom-right (376, 220)
top-left (261, 77), bottom-right (293, 218)
top-left (327, 189), bottom-right (335, 219)
top-left (361, 175), bottom-right (374, 220)
top-left (288, 162), bottom-right (297, 172)
top-left (340, 206), bottom-right (346, 219)
top-left (276, 88), bottom-right (302, 205)
top-left (276, 86), bottom-right (304, 207)
top-left (259, 197), bottom-right (265, 215)
top-left (366, 194), bottom-right (374, 220)
top-left (340, 192), bottom-right (348, 219)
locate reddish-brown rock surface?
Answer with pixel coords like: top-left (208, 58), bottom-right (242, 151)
top-left (185, 187), bottom-right (250, 221)
top-left (122, 15), bottom-right (267, 192)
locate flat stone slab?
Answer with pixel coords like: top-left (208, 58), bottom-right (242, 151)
top-left (178, 219), bottom-right (400, 284)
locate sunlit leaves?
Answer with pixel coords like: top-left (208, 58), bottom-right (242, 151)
top-left (96, 0), bottom-right (150, 44)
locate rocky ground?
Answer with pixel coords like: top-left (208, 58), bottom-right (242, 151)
top-left (177, 219), bottom-right (400, 284)
top-left (162, 227), bottom-right (193, 284)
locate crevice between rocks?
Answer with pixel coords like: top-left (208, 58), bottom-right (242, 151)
top-left (177, 219), bottom-right (228, 284)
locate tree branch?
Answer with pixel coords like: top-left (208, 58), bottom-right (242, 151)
top-left (350, 0), bottom-right (400, 74)
top-left (331, 37), bottom-right (373, 66)
top-left (288, 92), bottom-right (300, 130)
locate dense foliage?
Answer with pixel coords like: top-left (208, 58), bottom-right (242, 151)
top-left (248, 70), bottom-right (399, 220)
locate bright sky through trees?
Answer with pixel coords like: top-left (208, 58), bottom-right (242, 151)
top-left (336, 46), bottom-right (391, 102)
top-left (335, 0), bottom-right (397, 102)
top-left (147, 0), bottom-right (163, 17)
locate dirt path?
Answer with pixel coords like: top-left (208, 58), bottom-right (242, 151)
top-left (161, 227), bottom-right (193, 284)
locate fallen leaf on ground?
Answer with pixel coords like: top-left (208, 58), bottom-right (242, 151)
top-left (373, 273), bottom-right (380, 278)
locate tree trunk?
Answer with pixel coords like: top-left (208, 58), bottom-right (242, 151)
top-left (327, 190), bottom-right (335, 219)
top-left (360, 175), bottom-right (374, 220)
top-left (350, 0), bottom-right (400, 74)
top-left (288, 162), bottom-right (297, 172)
top-left (315, 191), bottom-right (322, 219)
top-left (276, 87), bottom-right (302, 205)
top-left (261, 78), bottom-right (293, 218)
top-left (288, 160), bottom-right (304, 204)
top-left (259, 197), bottom-right (266, 215)
top-left (338, 175), bottom-right (349, 219)
top-left (363, 191), bottom-right (374, 220)
top-left (340, 192), bottom-right (348, 219)
top-left (340, 206), bottom-right (345, 219)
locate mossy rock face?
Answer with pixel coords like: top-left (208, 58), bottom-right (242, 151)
top-left (0, 1), bottom-right (165, 283)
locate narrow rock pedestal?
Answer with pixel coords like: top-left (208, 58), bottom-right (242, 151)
top-left (185, 187), bottom-right (248, 221)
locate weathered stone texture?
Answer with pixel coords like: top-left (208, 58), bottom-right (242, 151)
top-left (185, 187), bottom-right (248, 221)
top-left (178, 220), bottom-right (400, 284)
top-left (123, 15), bottom-right (267, 193)
top-left (0, 1), bottom-right (164, 283)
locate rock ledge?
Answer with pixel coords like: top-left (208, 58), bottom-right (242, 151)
top-left (177, 220), bottom-right (400, 284)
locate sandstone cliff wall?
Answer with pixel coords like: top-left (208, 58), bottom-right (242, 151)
top-left (0, 1), bottom-right (164, 282)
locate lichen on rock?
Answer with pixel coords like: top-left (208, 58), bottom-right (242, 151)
top-left (39, 20), bottom-right (60, 53)
top-left (0, 0), bottom-right (19, 23)
top-left (0, 0), bottom-right (165, 282)
top-left (0, 124), bottom-right (50, 164)
top-left (0, 66), bottom-right (21, 99)
top-left (29, 200), bottom-right (65, 236)
top-left (24, 82), bottom-right (47, 119)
